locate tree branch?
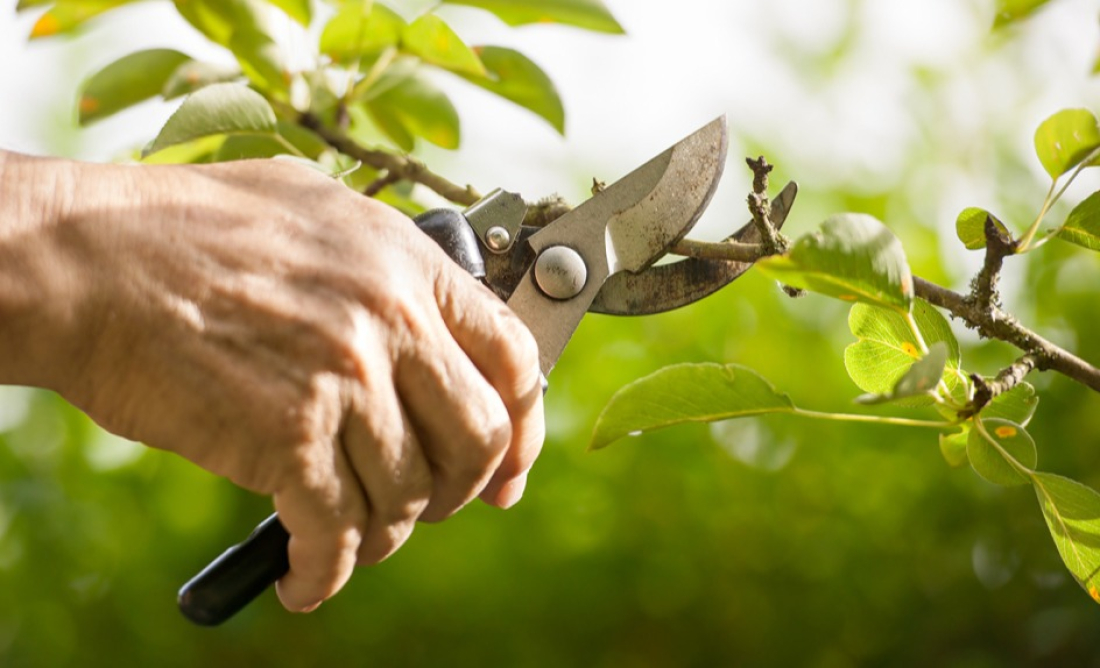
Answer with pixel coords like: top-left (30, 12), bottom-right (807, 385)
top-left (967, 214), bottom-right (1016, 311)
top-left (911, 277), bottom-right (1100, 393)
top-left (299, 113), bottom-right (482, 206)
top-left (969, 354), bottom-right (1039, 415)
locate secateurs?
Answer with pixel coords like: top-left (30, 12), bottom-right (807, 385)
top-left (177, 116), bottom-right (798, 625)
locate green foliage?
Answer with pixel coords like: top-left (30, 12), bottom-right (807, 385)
top-left (1059, 191), bottom-right (1100, 250)
top-left (461, 46), bottom-right (565, 134)
top-left (590, 364), bottom-right (795, 451)
top-left (78, 49), bottom-right (192, 125)
top-left (1033, 472), bottom-right (1100, 603)
top-left (24, 0), bottom-right (141, 38)
top-left (44, 0), bottom-right (583, 165)
top-left (756, 214), bottom-right (913, 314)
top-left (855, 341), bottom-right (949, 406)
top-left (320, 3), bottom-right (405, 62)
top-left (145, 83), bottom-right (277, 156)
top-left (955, 207), bottom-right (1010, 250)
top-left (598, 99), bottom-right (1100, 606)
top-left (442, 0), bottom-right (624, 33)
top-left (1034, 108), bottom-right (1100, 180)
top-left (366, 72), bottom-right (461, 150)
top-left (844, 299), bottom-right (962, 402)
top-left (993, 0), bottom-right (1054, 27)
top-left (968, 418), bottom-right (1036, 486)
top-left (403, 14), bottom-right (487, 77)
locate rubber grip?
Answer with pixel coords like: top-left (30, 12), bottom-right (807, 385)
top-left (177, 513), bottom-right (290, 626)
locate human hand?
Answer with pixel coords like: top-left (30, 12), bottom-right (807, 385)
top-left (31, 156), bottom-right (545, 612)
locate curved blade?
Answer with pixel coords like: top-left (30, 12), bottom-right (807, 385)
top-left (590, 180), bottom-right (798, 315)
top-left (506, 117), bottom-right (728, 374)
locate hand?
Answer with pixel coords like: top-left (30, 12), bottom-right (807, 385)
top-left (5, 154), bottom-right (545, 612)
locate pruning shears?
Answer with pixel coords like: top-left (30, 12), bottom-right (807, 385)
top-left (177, 116), bottom-right (798, 626)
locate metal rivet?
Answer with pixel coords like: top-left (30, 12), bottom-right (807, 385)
top-left (485, 226), bottom-right (511, 252)
top-left (534, 246), bottom-right (587, 300)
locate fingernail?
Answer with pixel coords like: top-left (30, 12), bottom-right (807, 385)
top-left (299, 600), bottom-right (322, 614)
top-left (499, 473), bottom-right (528, 509)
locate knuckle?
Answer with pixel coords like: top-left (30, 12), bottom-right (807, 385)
top-left (495, 314), bottom-right (541, 385)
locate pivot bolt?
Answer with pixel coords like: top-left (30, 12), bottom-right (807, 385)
top-left (485, 226), bottom-right (511, 252)
top-left (534, 246), bottom-right (587, 300)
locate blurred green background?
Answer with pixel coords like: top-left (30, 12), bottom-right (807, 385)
top-left (3, 0), bottom-right (1100, 665)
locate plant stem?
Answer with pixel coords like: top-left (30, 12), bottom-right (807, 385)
top-left (666, 233), bottom-right (1100, 394)
top-left (793, 408), bottom-right (959, 429)
top-left (298, 113), bottom-right (482, 205)
top-left (1016, 181), bottom-right (1057, 252)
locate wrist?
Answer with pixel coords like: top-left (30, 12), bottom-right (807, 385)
top-left (0, 150), bottom-right (87, 390)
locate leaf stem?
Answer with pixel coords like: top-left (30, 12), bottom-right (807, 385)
top-left (1018, 145), bottom-right (1100, 252)
top-left (903, 311), bottom-right (930, 355)
top-left (973, 417), bottom-right (1035, 477)
top-left (792, 407), bottom-right (959, 430)
top-left (274, 133), bottom-right (307, 158)
top-left (1017, 180), bottom-right (1057, 252)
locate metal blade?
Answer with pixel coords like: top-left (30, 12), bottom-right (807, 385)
top-left (589, 180), bottom-right (798, 315)
top-left (504, 117), bottom-right (729, 374)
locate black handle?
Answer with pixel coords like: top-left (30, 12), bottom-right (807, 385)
top-left (177, 209), bottom-right (486, 625)
top-left (178, 513), bottom-right (289, 626)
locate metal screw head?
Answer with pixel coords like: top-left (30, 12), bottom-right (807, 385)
top-left (485, 226), bottom-right (511, 252)
top-left (534, 246), bottom-right (587, 300)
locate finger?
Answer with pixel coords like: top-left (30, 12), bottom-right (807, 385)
top-left (434, 269), bottom-right (546, 508)
top-left (272, 438), bottom-right (368, 613)
top-left (396, 321), bottom-right (513, 523)
top-left (342, 378), bottom-right (433, 566)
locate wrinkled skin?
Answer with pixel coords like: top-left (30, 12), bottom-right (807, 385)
top-left (0, 152), bottom-right (545, 612)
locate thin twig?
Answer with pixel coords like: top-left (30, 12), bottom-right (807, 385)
top-left (363, 170), bottom-right (401, 197)
top-left (969, 355), bottom-right (1040, 415)
top-left (299, 113), bottom-right (482, 205)
top-left (745, 156), bottom-right (787, 255)
top-left (671, 237), bottom-right (767, 263)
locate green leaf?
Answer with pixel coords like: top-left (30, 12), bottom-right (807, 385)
top-left (955, 207), bottom-right (1010, 251)
top-left (161, 60), bottom-right (242, 100)
top-left (172, 0), bottom-right (266, 48)
top-left (756, 214), bottom-right (913, 314)
top-left (1034, 108), bottom-right (1100, 179)
top-left (590, 363), bottom-right (796, 451)
top-left (844, 299), bottom-right (962, 401)
top-left (146, 83), bottom-right (277, 156)
top-left (444, 0), bottom-right (624, 33)
top-left (993, 0), bottom-right (1054, 28)
top-left (981, 382), bottom-right (1039, 425)
top-left (939, 430), bottom-right (969, 468)
top-left (1032, 472), bottom-right (1100, 605)
top-left (140, 134), bottom-right (224, 164)
top-left (78, 49), bottom-right (192, 125)
top-left (402, 14), bottom-right (486, 77)
top-left (27, 0), bottom-right (140, 38)
top-left (1058, 190), bottom-right (1100, 251)
top-left (967, 418), bottom-right (1036, 487)
top-left (366, 74), bottom-right (460, 150)
top-left (856, 342), bottom-right (948, 405)
top-left (228, 26), bottom-right (289, 94)
top-left (320, 2), bottom-right (405, 63)
top-left (461, 46), bottom-right (564, 134)
top-left (261, 0), bottom-right (310, 25)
